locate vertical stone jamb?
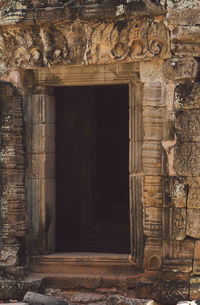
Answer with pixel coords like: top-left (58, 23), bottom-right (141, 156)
top-left (129, 82), bottom-right (144, 263)
top-left (140, 61), bottom-right (166, 271)
top-left (25, 86), bottom-right (55, 255)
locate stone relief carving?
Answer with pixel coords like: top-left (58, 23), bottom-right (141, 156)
top-left (170, 208), bottom-right (186, 240)
top-left (0, 19), bottom-right (169, 70)
top-left (175, 110), bottom-right (200, 142)
top-left (188, 178), bottom-right (200, 209)
top-left (174, 142), bottom-right (200, 176)
top-left (0, 83), bottom-right (26, 266)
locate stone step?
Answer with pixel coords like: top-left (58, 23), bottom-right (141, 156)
top-left (30, 252), bottom-right (141, 276)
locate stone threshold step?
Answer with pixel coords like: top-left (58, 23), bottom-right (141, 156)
top-left (30, 252), bottom-right (142, 275)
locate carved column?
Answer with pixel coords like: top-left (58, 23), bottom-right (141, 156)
top-left (129, 83), bottom-right (144, 263)
top-left (140, 62), bottom-right (167, 271)
top-left (0, 82), bottom-right (26, 267)
top-left (25, 86), bottom-right (55, 255)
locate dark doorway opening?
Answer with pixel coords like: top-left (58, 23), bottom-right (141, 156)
top-left (55, 85), bottom-right (130, 253)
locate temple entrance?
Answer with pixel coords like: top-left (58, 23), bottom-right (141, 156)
top-left (55, 85), bottom-right (130, 253)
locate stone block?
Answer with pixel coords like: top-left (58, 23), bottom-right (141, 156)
top-left (23, 291), bottom-right (67, 305)
top-left (187, 177), bottom-right (200, 209)
top-left (70, 293), bottom-right (106, 303)
top-left (143, 107), bottom-right (164, 141)
top-left (27, 179), bottom-right (42, 239)
top-left (163, 58), bottom-right (198, 81)
top-left (171, 25), bottom-right (200, 57)
top-left (142, 142), bottom-right (162, 175)
top-left (162, 258), bottom-right (192, 273)
top-left (107, 295), bottom-right (158, 305)
top-left (27, 153), bottom-right (55, 179)
top-left (143, 83), bottom-right (164, 107)
top-left (0, 303), bottom-right (27, 305)
top-left (172, 177), bottom-right (187, 208)
top-left (174, 142), bottom-right (200, 177)
top-left (144, 244), bottom-right (162, 270)
top-left (174, 83), bottom-right (200, 110)
top-left (163, 240), bottom-right (194, 262)
top-left (0, 279), bottom-right (42, 301)
top-left (187, 209), bottom-right (200, 238)
top-left (193, 241), bottom-right (200, 275)
top-left (175, 110), bottom-right (200, 142)
top-left (27, 123), bottom-right (55, 153)
top-left (144, 207), bottom-right (162, 239)
top-left (158, 280), bottom-right (189, 305)
top-left (167, 8), bottom-right (200, 25)
top-left (144, 176), bottom-right (163, 207)
top-left (140, 62), bottom-right (163, 83)
top-left (190, 277), bottom-right (200, 300)
top-left (31, 94), bottom-right (55, 124)
top-left (170, 208), bottom-right (186, 240)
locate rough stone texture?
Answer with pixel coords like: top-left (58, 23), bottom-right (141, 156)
top-left (0, 278), bottom-right (42, 301)
top-left (70, 293), bottom-right (106, 304)
top-left (23, 291), bottom-right (67, 305)
top-left (0, 303), bottom-right (27, 305)
top-left (107, 295), bottom-right (157, 305)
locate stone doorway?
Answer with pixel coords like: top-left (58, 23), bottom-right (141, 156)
top-left (55, 85), bottom-right (130, 253)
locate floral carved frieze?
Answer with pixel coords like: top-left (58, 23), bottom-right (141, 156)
top-left (0, 19), bottom-right (170, 70)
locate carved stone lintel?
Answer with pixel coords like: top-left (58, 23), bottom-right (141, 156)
top-left (0, 19), bottom-right (170, 70)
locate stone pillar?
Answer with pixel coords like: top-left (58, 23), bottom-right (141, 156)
top-left (25, 86), bottom-right (55, 255)
top-left (129, 82), bottom-right (144, 264)
top-left (140, 61), bottom-right (166, 271)
top-left (0, 82), bottom-right (26, 267)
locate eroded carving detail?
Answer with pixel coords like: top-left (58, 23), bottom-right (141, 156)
top-left (163, 58), bottom-right (198, 80)
top-left (162, 240), bottom-right (194, 273)
top-left (174, 142), bottom-right (200, 176)
top-left (188, 177), bottom-right (200, 209)
top-left (175, 110), bottom-right (200, 142)
top-left (0, 19), bottom-right (170, 70)
top-left (0, 83), bottom-right (26, 266)
top-left (170, 208), bottom-right (186, 240)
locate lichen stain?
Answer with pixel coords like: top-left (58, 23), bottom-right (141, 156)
top-left (0, 0), bottom-right (27, 25)
top-left (165, 0), bottom-right (200, 10)
top-left (173, 178), bottom-right (186, 200)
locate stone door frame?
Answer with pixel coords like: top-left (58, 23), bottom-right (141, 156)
top-left (24, 62), bottom-right (144, 264)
